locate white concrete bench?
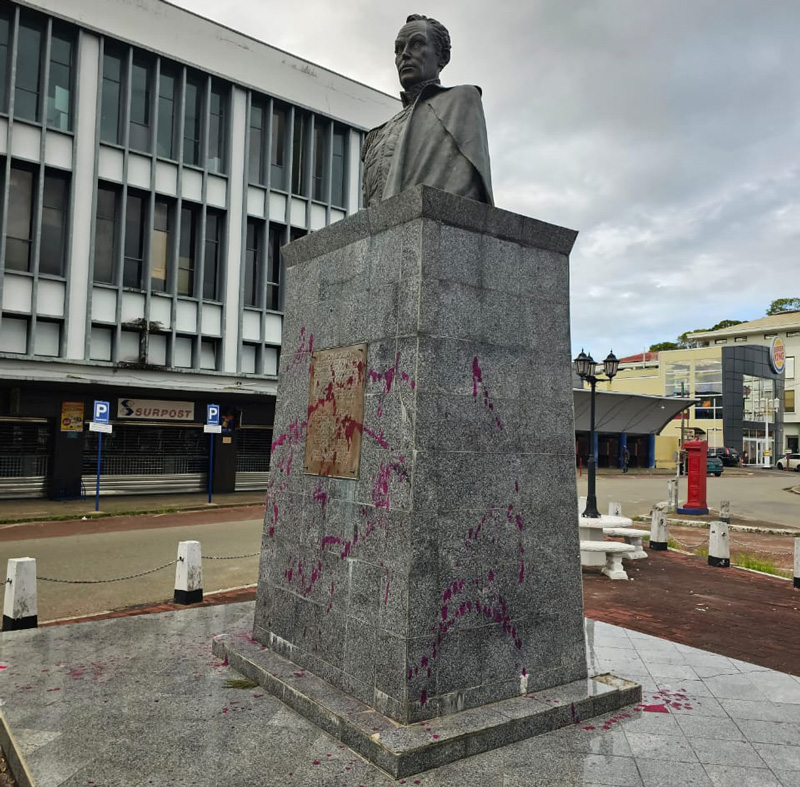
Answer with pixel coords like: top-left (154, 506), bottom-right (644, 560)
top-left (602, 527), bottom-right (649, 560)
top-left (579, 542), bottom-right (635, 580)
top-left (579, 514), bottom-right (634, 566)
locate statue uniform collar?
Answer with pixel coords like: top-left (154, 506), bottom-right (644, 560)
top-left (399, 78), bottom-right (442, 108)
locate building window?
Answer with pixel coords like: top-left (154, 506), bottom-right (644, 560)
top-left (292, 111), bottom-right (309, 195)
top-left (15, 17), bottom-right (44, 123)
top-left (208, 83), bottom-right (226, 174)
top-left (664, 360), bottom-right (690, 397)
top-left (157, 65), bottom-right (176, 159)
top-left (249, 100), bottom-right (265, 184)
top-left (151, 199), bottom-right (172, 292)
top-left (788, 331), bottom-right (800, 338)
top-left (786, 357), bottom-right (795, 379)
top-left (203, 210), bottom-right (223, 300)
top-left (123, 191), bottom-right (146, 288)
top-left (764, 333), bottom-right (777, 339)
top-left (6, 166), bottom-right (35, 272)
top-left (714, 338), bottom-right (727, 345)
top-left (244, 218), bottom-right (262, 307)
top-left (785, 389), bottom-right (796, 414)
top-left (40, 171), bottom-right (69, 276)
top-left (94, 184), bottom-right (118, 283)
top-left (101, 50), bottom-right (123, 144)
top-left (312, 120), bottom-right (328, 202)
top-left (734, 336), bottom-right (747, 342)
top-left (331, 125), bottom-right (347, 208)
top-left (46, 30), bottom-right (73, 131)
top-left (267, 224), bottom-right (284, 311)
top-left (34, 319), bottom-right (60, 356)
top-left (129, 58), bottom-right (151, 152)
top-left (178, 203), bottom-right (198, 296)
top-left (271, 104), bottom-right (287, 189)
top-left (0, 12), bottom-right (9, 112)
top-left (183, 75), bottom-right (202, 167)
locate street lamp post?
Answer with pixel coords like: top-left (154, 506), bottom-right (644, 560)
top-left (574, 349), bottom-right (619, 518)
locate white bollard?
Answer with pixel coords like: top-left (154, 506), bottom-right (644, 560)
top-left (650, 509), bottom-right (668, 551)
top-left (578, 496), bottom-right (587, 516)
top-left (708, 521), bottom-right (730, 568)
top-left (719, 500), bottom-right (730, 523)
top-left (174, 541), bottom-right (203, 605)
top-left (794, 538), bottom-right (799, 590)
top-left (3, 557), bottom-right (38, 631)
top-left (667, 479), bottom-right (678, 513)
top-left (608, 501), bottom-right (623, 517)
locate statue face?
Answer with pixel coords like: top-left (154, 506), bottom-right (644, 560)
top-left (394, 20), bottom-right (440, 90)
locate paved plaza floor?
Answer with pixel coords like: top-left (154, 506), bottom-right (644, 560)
top-left (2, 602), bottom-right (800, 786)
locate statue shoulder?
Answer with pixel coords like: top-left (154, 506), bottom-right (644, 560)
top-left (422, 84), bottom-right (485, 114)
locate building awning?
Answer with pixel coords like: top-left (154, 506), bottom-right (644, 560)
top-left (573, 389), bottom-right (696, 435)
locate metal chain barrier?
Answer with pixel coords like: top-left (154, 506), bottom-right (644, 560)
top-left (205, 552), bottom-right (260, 560)
top-left (668, 532), bottom-right (710, 550)
top-left (38, 560), bottom-right (177, 584)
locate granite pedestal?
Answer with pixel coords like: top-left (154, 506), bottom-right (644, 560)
top-left (224, 186), bottom-right (639, 771)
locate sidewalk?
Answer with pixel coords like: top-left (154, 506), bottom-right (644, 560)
top-left (0, 489), bottom-right (266, 524)
top-left (3, 602), bottom-right (800, 787)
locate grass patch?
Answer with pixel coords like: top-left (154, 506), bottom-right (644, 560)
top-left (732, 552), bottom-right (792, 578)
top-left (224, 677), bottom-right (259, 689)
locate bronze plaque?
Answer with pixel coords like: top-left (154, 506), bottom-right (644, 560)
top-left (304, 344), bottom-right (367, 478)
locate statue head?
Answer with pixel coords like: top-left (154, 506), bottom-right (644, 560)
top-left (394, 14), bottom-right (451, 90)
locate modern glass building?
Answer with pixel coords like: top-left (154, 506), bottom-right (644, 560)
top-left (0, 0), bottom-right (398, 497)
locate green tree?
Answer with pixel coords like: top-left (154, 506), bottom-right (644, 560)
top-left (766, 297), bottom-right (800, 315)
top-left (649, 341), bottom-right (680, 352)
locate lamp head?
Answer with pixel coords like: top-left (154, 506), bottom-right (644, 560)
top-left (603, 350), bottom-right (619, 380)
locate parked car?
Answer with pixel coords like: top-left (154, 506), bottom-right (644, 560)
top-left (708, 447), bottom-right (740, 467)
top-left (706, 455), bottom-right (724, 476)
top-left (775, 453), bottom-right (800, 471)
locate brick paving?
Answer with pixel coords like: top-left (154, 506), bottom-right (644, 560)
top-left (583, 547), bottom-right (800, 676)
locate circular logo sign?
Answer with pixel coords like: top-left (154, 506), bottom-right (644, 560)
top-left (770, 336), bottom-right (786, 374)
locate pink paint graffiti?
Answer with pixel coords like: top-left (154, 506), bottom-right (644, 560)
top-left (471, 356), bottom-right (503, 430)
top-left (284, 327), bottom-right (314, 373)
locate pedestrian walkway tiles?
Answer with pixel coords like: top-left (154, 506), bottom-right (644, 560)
top-left (1, 602), bottom-right (800, 786)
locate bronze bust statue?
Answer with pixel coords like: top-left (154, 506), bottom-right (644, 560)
top-left (362, 14), bottom-right (493, 208)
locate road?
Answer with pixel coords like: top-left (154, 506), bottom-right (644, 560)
top-left (577, 469), bottom-right (800, 527)
top-left (1, 513), bottom-right (263, 622)
top-left (1, 470), bottom-right (797, 623)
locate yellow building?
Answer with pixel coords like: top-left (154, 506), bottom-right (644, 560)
top-left (597, 343), bottom-right (786, 469)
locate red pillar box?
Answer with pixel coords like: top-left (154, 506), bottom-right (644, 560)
top-left (677, 440), bottom-right (709, 515)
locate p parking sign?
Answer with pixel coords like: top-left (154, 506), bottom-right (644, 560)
top-left (207, 404), bottom-right (220, 426)
top-left (94, 401), bottom-right (110, 424)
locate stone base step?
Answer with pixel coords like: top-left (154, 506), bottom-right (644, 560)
top-left (212, 632), bottom-right (641, 779)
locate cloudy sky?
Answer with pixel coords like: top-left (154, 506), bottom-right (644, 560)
top-left (173, 0), bottom-right (799, 357)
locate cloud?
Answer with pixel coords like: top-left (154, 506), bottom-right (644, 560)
top-left (172, 0), bottom-right (800, 353)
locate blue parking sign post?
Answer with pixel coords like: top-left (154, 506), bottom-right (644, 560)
top-left (92, 401), bottom-right (110, 512)
top-left (205, 405), bottom-right (220, 504)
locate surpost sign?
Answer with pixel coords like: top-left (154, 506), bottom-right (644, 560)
top-left (770, 337), bottom-right (786, 375)
top-left (117, 399), bottom-right (195, 421)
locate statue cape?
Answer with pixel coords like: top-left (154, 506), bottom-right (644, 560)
top-left (378, 83), bottom-right (494, 206)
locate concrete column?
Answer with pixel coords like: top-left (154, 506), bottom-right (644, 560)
top-left (719, 500), bottom-right (730, 523)
top-left (3, 558), bottom-right (38, 631)
top-left (650, 509), bottom-right (668, 551)
top-left (608, 502), bottom-right (622, 517)
top-left (174, 541), bottom-right (203, 604)
top-left (708, 522), bottom-right (730, 568)
top-left (667, 479), bottom-right (678, 513)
